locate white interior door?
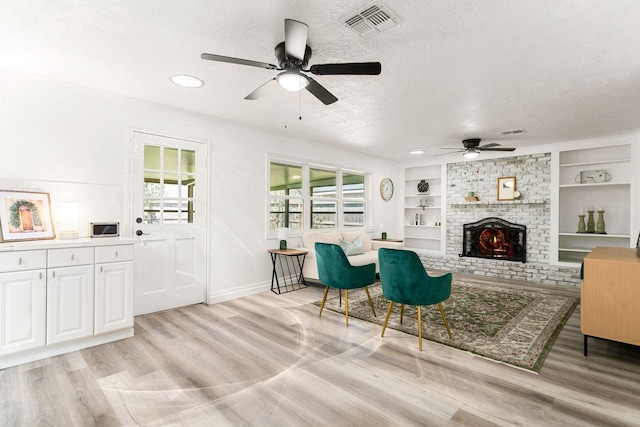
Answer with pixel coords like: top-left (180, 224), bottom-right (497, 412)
top-left (131, 131), bottom-right (208, 315)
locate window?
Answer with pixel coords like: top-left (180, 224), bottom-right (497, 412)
top-left (269, 158), bottom-right (368, 234)
top-left (143, 145), bottom-right (196, 224)
top-left (342, 172), bottom-right (366, 228)
top-left (310, 168), bottom-right (337, 229)
top-left (269, 162), bottom-right (303, 231)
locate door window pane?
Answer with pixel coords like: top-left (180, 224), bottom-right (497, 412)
top-left (143, 145), bottom-right (196, 224)
top-left (182, 150), bottom-right (196, 174)
top-left (164, 147), bottom-right (179, 171)
top-left (182, 174), bottom-right (196, 199)
top-left (144, 145), bottom-right (160, 170)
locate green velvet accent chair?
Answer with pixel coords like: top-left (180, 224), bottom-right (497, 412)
top-left (378, 248), bottom-right (453, 350)
top-left (315, 242), bottom-right (377, 326)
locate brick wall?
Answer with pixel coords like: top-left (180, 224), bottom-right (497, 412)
top-left (416, 153), bottom-right (582, 286)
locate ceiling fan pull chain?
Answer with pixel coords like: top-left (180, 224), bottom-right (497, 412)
top-left (299, 89), bottom-right (303, 121)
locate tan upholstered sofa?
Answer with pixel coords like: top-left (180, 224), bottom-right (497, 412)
top-left (301, 229), bottom-right (404, 280)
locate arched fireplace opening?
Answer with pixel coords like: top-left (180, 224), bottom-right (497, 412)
top-left (460, 217), bottom-right (526, 263)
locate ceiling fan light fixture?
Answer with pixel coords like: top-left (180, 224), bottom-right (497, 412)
top-left (169, 74), bottom-right (204, 88)
top-left (276, 71), bottom-right (309, 91)
top-left (463, 149), bottom-right (480, 159)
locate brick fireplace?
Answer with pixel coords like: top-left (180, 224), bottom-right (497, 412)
top-left (416, 153), bottom-right (582, 286)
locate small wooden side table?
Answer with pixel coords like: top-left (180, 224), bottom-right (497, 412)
top-left (268, 248), bottom-right (309, 294)
top-left (372, 238), bottom-right (404, 243)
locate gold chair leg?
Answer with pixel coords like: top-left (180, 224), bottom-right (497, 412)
top-left (438, 302), bottom-right (453, 339)
top-left (381, 301), bottom-right (393, 337)
top-left (417, 306), bottom-right (423, 351)
top-left (400, 304), bottom-right (404, 324)
top-left (319, 286), bottom-right (330, 317)
top-left (345, 289), bottom-right (349, 326)
top-left (364, 287), bottom-right (377, 318)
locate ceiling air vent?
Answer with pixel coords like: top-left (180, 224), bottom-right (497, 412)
top-left (341, 1), bottom-right (399, 38)
top-left (500, 128), bottom-right (527, 136)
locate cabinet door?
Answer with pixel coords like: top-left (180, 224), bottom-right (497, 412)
top-left (47, 265), bottom-right (94, 345)
top-left (0, 270), bottom-right (46, 355)
top-left (95, 261), bottom-right (134, 334)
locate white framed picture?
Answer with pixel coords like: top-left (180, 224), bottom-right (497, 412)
top-left (0, 190), bottom-right (55, 242)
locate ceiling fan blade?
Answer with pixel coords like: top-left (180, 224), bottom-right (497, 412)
top-left (309, 62), bottom-right (381, 75)
top-left (478, 143), bottom-right (500, 149)
top-left (284, 19), bottom-right (309, 61)
top-left (479, 147), bottom-right (516, 151)
top-left (434, 151), bottom-right (460, 157)
top-left (305, 77), bottom-right (338, 105)
top-left (244, 78), bottom-right (277, 100)
top-left (201, 53), bottom-right (278, 70)
top-left (439, 147), bottom-right (464, 150)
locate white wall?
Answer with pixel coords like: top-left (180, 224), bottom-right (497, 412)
top-left (0, 66), bottom-right (403, 303)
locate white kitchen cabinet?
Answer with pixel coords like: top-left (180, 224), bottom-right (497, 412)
top-left (95, 245), bottom-right (134, 334)
top-left (0, 250), bottom-right (47, 356)
top-left (0, 269), bottom-right (47, 356)
top-left (46, 247), bottom-right (95, 345)
top-left (46, 264), bottom-right (95, 345)
top-left (0, 239), bottom-right (135, 369)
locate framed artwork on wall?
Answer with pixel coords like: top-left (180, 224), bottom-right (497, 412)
top-left (497, 176), bottom-right (517, 201)
top-left (0, 190), bottom-right (55, 242)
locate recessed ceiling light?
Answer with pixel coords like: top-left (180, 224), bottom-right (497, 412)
top-left (170, 74), bottom-right (204, 88)
top-left (410, 150), bottom-right (424, 155)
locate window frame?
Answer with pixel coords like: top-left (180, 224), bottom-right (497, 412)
top-left (267, 156), bottom-right (370, 237)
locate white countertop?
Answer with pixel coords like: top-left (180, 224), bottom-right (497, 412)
top-left (0, 237), bottom-right (138, 252)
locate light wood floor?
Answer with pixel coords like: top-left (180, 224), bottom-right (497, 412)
top-left (2, 277), bottom-right (640, 427)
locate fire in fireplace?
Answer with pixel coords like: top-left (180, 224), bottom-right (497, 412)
top-left (460, 217), bottom-right (526, 263)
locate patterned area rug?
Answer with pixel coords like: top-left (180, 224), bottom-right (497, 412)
top-left (314, 278), bottom-right (579, 372)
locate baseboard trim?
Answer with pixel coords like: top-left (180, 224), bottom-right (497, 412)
top-left (0, 327), bottom-right (134, 370)
top-left (208, 280), bottom-right (271, 304)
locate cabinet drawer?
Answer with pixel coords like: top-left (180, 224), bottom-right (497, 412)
top-left (47, 247), bottom-right (94, 268)
top-left (95, 245), bottom-right (134, 263)
top-left (0, 250), bottom-right (47, 273)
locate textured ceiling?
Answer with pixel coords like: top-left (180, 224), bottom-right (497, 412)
top-left (1, 0), bottom-right (639, 162)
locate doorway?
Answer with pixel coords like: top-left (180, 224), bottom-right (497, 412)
top-left (130, 131), bottom-right (208, 315)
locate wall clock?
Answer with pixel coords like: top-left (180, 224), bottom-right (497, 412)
top-left (380, 178), bottom-right (394, 201)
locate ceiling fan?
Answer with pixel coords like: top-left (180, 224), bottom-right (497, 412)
top-left (201, 19), bottom-right (381, 105)
top-left (439, 138), bottom-right (516, 159)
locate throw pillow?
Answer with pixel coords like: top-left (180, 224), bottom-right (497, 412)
top-left (339, 236), bottom-right (365, 256)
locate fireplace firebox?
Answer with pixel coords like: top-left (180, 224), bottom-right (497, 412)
top-left (460, 217), bottom-right (526, 263)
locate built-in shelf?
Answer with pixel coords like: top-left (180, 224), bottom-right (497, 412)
top-left (559, 232), bottom-right (630, 238)
top-left (559, 182), bottom-right (631, 189)
top-left (404, 164), bottom-right (444, 253)
top-left (556, 143), bottom-right (632, 264)
top-left (558, 247), bottom-right (593, 253)
top-left (559, 159), bottom-right (630, 168)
